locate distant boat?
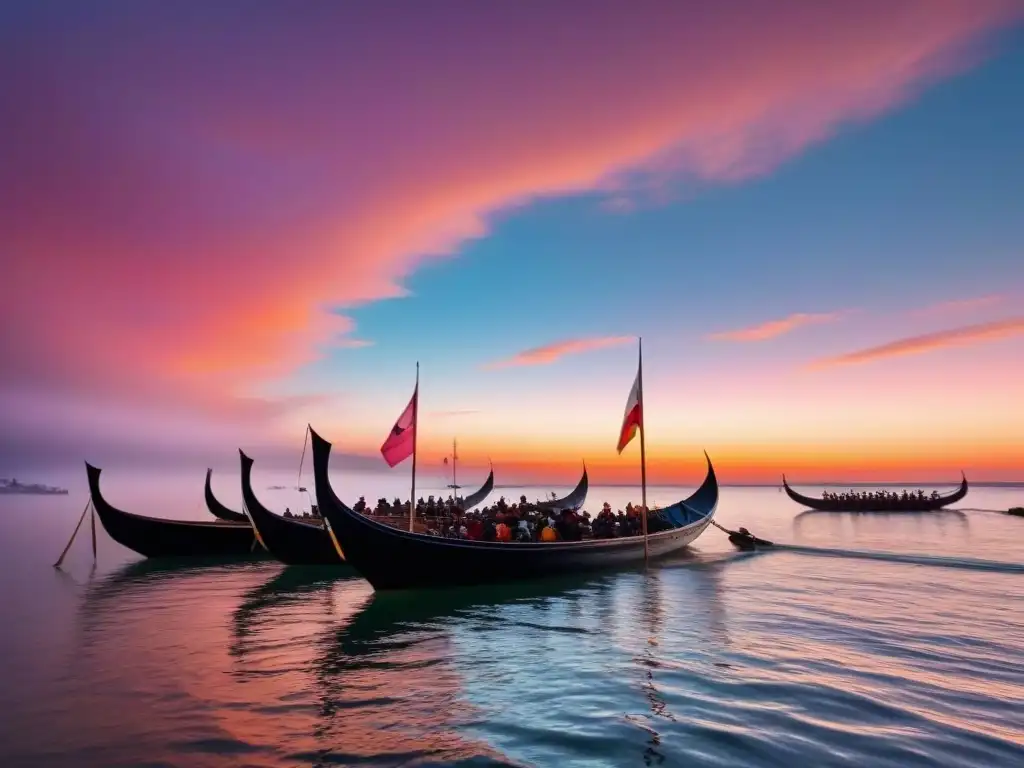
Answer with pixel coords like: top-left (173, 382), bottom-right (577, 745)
top-left (0, 478), bottom-right (69, 495)
top-left (782, 474), bottom-right (968, 512)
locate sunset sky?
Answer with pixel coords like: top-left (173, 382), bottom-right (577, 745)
top-left (2, 1), bottom-right (1023, 484)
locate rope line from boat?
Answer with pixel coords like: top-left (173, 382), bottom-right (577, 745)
top-left (952, 507), bottom-right (1024, 516)
top-left (705, 515), bottom-right (1022, 572)
top-left (297, 425), bottom-right (310, 492)
top-left (53, 498), bottom-right (95, 569)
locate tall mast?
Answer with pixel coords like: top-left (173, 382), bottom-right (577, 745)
top-left (410, 362), bottom-right (419, 532)
top-left (452, 438), bottom-right (459, 505)
top-left (638, 337), bottom-right (649, 561)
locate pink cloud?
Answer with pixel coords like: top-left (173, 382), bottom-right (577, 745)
top-left (910, 294), bottom-right (1004, 316)
top-left (709, 312), bottom-right (845, 342)
top-left (1, 1), bottom-right (1021, 454)
top-left (485, 337), bottom-right (634, 369)
top-left (809, 316), bottom-right (1024, 368)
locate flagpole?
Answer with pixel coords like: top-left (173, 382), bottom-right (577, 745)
top-left (410, 362), bottom-right (419, 532)
top-left (638, 337), bottom-right (649, 562)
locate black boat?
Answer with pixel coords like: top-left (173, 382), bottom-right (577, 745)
top-left (528, 466), bottom-right (589, 512)
top-left (310, 427), bottom-right (718, 591)
top-left (782, 474), bottom-right (968, 512)
top-left (86, 463), bottom-right (260, 559)
top-left (240, 450), bottom-right (346, 566)
top-left (204, 468), bottom-right (248, 522)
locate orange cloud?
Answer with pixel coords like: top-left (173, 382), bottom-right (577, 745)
top-left (810, 316), bottom-right (1024, 368)
top-left (708, 312), bottom-right (844, 342)
top-left (485, 337), bottom-right (634, 369)
top-left (911, 294), bottom-right (1004, 316)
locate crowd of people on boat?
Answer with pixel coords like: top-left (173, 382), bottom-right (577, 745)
top-left (351, 494), bottom-right (672, 542)
top-left (281, 506), bottom-right (321, 521)
top-left (820, 488), bottom-right (943, 507)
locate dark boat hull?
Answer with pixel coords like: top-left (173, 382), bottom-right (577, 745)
top-left (240, 450), bottom-right (344, 566)
top-left (781, 474), bottom-right (968, 512)
top-left (86, 464), bottom-right (259, 559)
top-left (310, 428), bottom-right (717, 591)
top-left (204, 468), bottom-right (249, 522)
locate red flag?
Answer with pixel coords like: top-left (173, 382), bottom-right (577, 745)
top-left (616, 365), bottom-right (642, 454)
top-left (381, 386), bottom-right (417, 467)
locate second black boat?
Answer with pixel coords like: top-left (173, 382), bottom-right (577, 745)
top-left (240, 450), bottom-right (346, 566)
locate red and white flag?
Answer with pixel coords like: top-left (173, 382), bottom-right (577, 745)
top-left (380, 386), bottom-right (417, 467)
top-left (616, 364), bottom-right (643, 454)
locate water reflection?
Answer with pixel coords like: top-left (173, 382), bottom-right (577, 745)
top-left (793, 508), bottom-right (968, 528)
top-left (230, 567), bottom-right (358, 661)
top-left (312, 579), bottom-right (600, 766)
top-left (637, 571), bottom-right (671, 766)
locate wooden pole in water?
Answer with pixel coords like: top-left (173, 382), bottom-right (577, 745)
top-left (638, 337), bottom-right (649, 562)
top-left (410, 362), bottom-right (419, 532)
top-left (53, 499), bottom-right (91, 569)
top-left (90, 502), bottom-right (97, 561)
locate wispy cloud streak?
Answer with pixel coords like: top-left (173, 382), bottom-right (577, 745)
top-left (911, 294), bottom-right (1003, 316)
top-left (486, 337), bottom-right (634, 369)
top-left (810, 316), bottom-right (1024, 368)
top-left (709, 312), bottom-right (844, 342)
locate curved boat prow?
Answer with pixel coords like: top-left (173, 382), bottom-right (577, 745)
top-left (240, 447), bottom-right (343, 565)
top-left (655, 451), bottom-right (718, 528)
top-left (85, 462), bottom-right (103, 505)
top-left (460, 468), bottom-right (495, 510)
top-left (204, 468), bottom-right (248, 523)
top-left (535, 466), bottom-right (589, 512)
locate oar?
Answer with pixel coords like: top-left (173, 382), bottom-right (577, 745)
top-left (53, 499), bottom-right (92, 569)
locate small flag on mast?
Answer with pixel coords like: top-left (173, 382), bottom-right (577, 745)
top-left (616, 363), bottom-right (643, 454)
top-left (380, 386), bottom-right (418, 467)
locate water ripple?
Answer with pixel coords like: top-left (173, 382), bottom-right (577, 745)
top-left (3, 493), bottom-right (1024, 767)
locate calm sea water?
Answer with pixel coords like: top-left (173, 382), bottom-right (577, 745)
top-left (1, 467), bottom-right (1022, 767)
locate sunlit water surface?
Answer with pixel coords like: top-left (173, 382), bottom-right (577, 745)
top-left (1, 469), bottom-right (1022, 767)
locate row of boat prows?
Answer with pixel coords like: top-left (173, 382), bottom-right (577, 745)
top-left (0, 478), bottom-right (69, 495)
